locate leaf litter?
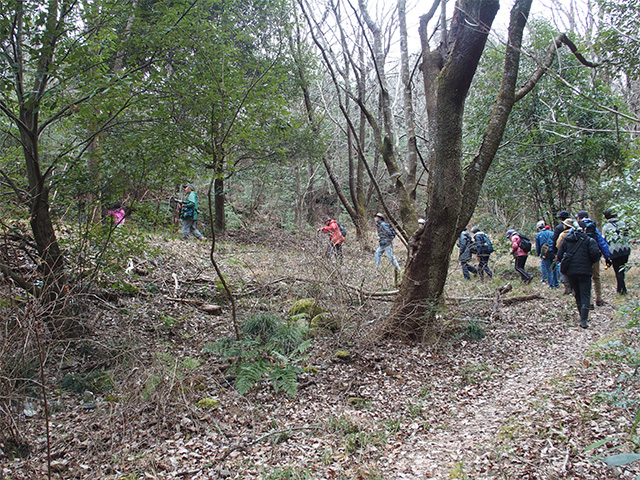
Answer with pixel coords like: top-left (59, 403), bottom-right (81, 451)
top-left (1, 228), bottom-right (638, 479)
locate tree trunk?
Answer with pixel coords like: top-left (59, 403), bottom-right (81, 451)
top-left (214, 174), bottom-right (225, 232)
top-left (388, 0), bottom-right (503, 341)
top-left (20, 109), bottom-right (69, 316)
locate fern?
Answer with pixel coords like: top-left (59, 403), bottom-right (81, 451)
top-left (270, 366), bottom-right (300, 397)
top-left (204, 313), bottom-right (312, 397)
top-left (235, 358), bottom-right (270, 395)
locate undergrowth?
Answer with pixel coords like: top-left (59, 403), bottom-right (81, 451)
top-left (203, 313), bottom-right (311, 396)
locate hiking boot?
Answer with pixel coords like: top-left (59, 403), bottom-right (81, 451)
top-left (596, 300), bottom-right (605, 307)
top-left (563, 285), bottom-right (572, 295)
top-left (580, 306), bottom-right (590, 329)
top-left (589, 304), bottom-right (595, 310)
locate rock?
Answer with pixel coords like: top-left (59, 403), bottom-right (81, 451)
top-left (200, 304), bottom-right (222, 314)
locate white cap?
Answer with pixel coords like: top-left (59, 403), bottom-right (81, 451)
top-left (418, 218), bottom-right (425, 225)
top-left (536, 220), bottom-right (545, 230)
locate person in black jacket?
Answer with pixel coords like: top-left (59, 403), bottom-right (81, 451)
top-left (557, 223), bottom-right (601, 329)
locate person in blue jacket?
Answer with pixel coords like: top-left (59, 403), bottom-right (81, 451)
top-left (575, 210), bottom-right (610, 307)
top-left (374, 213), bottom-right (400, 270)
top-left (535, 221), bottom-right (558, 288)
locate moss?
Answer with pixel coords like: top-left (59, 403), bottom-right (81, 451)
top-left (195, 397), bottom-right (222, 409)
top-left (334, 350), bottom-right (352, 360)
top-left (289, 298), bottom-right (326, 319)
top-left (310, 312), bottom-right (340, 332)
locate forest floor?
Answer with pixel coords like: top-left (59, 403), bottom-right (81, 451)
top-left (1, 227), bottom-right (639, 480)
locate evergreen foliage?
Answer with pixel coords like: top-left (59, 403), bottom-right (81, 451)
top-left (203, 313), bottom-right (311, 396)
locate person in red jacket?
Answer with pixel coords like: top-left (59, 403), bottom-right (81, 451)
top-left (318, 217), bottom-right (345, 262)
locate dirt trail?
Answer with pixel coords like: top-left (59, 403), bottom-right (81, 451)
top-left (384, 305), bottom-right (625, 479)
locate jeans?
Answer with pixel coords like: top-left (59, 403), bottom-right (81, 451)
top-left (375, 244), bottom-right (400, 270)
top-left (568, 274), bottom-right (592, 316)
top-left (326, 242), bottom-right (343, 262)
top-left (540, 257), bottom-right (559, 287)
top-left (515, 255), bottom-right (532, 282)
top-left (611, 255), bottom-right (629, 294)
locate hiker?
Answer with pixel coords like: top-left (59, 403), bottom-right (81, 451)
top-left (535, 220), bottom-right (558, 288)
top-left (458, 227), bottom-right (478, 280)
top-left (602, 208), bottom-right (631, 295)
top-left (553, 210), bottom-right (572, 294)
top-left (575, 210), bottom-right (610, 307)
top-left (107, 201), bottom-right (126, 226)
top-left (176, 184), bottom-right (205, 241)
top-left (407, 218), bottom-right (426, 262)
top-left (506, 229), bottom-right (533, 283)
top-left (374, 213), bottom-right (400, 270)
top-left (471, 226), bottom-right (493, 280)
top-left (557, 220), bottom-right (601, 329)
top-left (318, 217), bottom-right (344, 262)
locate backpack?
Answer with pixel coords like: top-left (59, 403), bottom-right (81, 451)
top-left (385, 222), bottom-right (397, 239)
top-left (519, 234), bottom-right (532, 253)
top-left (337, 222), bottom-right (347, 238)
top-left (477, 234), bottom-right (494, 254)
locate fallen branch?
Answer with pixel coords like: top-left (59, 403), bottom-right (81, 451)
top-left (501, 293), bottom-right (542, 305)
top-left (238, 276), bottom-right (398, 298)
top-left (164, 296), bottom-right (203, 305)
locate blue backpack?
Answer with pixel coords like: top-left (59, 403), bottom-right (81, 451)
top-left (475, 233), bottom-right (494, 254)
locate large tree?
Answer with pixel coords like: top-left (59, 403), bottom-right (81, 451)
top-left (388, 0), bottom-right (596, 340)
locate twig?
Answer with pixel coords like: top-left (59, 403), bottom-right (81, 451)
top-left (217, 426), bottom-right (318, 462)
top-left (34, 321), bottom-right (52, 480)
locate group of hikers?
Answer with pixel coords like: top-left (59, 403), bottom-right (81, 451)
top-left (318, 212), bottom-right (402, 270)
top-left (458, 208), bottom-right (632, 329)
top-left (319, 207), bottom-right (632, 331)
top-left (177, 184), bottom-right (632, 329)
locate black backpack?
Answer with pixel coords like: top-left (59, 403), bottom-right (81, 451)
top-left (519, 234), bottom-right (532, 253)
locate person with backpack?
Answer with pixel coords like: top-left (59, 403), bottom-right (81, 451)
top-left (553, 210), bottom-right (572, 294)
top-left (374, 213), bottom-right (400, 270)
top-left (506, 229), bottom-right (533, 283)
top-left (457, 227), bottom-right (477, 280)
top-left (557, 221), bottom-right (601, 328)
top-left (175, 184), bottom-right (205, 241)
top-left (471, 226), bottom-right (493, 280)
top-left (535, 220), bottom-right (558, 288)
top-left (576, 210), bottom-right (611, 307)
top-left (602, 208), bottom-right (631, 295)
top-left (318, 217), bottom-right (345, 262)
top-left (407, 218), bottom-right (426, 262)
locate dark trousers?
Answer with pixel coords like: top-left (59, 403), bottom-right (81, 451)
top-left (461, 260), bottom-right (477, 280)
top-left (611, 255), bottom-right (629, 294)
top-left (568, 274), bottom-right (592, 315)
top-left (477, 255), bottom-right (492, 279)
top-left (514, 255), bottom-right (532, 282)
top-left (326, 242), bottom-right (343, 262)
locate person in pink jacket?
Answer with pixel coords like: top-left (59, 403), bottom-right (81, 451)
top-left (107, 201), bottom-right (126, 225)
top-left (506, 229), bottom-right (533, 283)
top-left (318, 217), bottom-right (344, 262)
